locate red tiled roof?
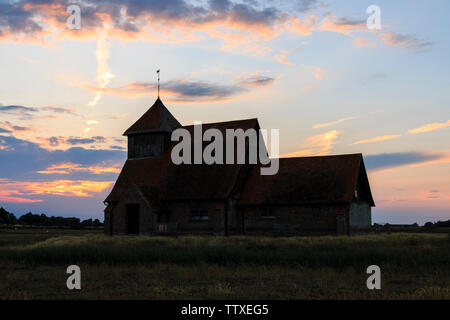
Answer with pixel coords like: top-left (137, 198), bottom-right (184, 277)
top-left (238, 154), bottom-right (375, 206)
top-left (106, 118), bottom-right (260, 202)
top-left (105, 156), bottom-right (170, 203)
top-left (108, 108), bottom-right (375, 207)
top-left (182, 118), bottom-right (259, 134)
top-left (123, 98), bottom-right (181, 135)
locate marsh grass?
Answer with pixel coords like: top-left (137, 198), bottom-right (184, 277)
top-left (0, 231), bottom-right (449, 299)
top-left (1, 233), bottom-right (448, 270)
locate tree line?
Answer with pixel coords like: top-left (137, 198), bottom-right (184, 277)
top-left (0, 207), bottom-right (103, 228)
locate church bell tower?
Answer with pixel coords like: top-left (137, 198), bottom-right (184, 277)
top-left (123, 98), bottom-right (181, 159)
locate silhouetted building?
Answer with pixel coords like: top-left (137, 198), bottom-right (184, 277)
top-left (104, 98), bottom-right (375, 236)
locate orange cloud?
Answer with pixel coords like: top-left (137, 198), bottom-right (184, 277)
top-left (37, 162), bottom-right (121, 175)
top-left (284, 16), bottom-right (316, 36)
top-left (407, 120), bottom-right (450, 134)
top-left (319, 16), bottom-right (366, 35)
top-left (282, 130), bottom-right (342, 157)
top-left (0, 179), bottom-right (114, 201)
top-left (274, 50), bottom-right (294, 65)
top-left (353, 134), bottom-right (402, 145)
top-left (0, 190), bottom-right (43, 203)
top-left (313, 116), bottom-right (358, 129)
top-left (355, 38), bottom-right (373, 47)
top-left (313, 67), bottom-right (325, 80)
top-left (0, 121), bottom-right (38, 134)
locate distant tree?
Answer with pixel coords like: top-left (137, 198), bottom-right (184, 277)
top-left (2, 210), bottom-right (102, 228)
top-left (81, 219), bottom-right (93, 227)
top-left (435, 220), bottom-right (450, 228)
top-left (424, 221), bottom-right (434, 228)
top-left (412, 223), bottom-right (419, 227)
top-left (0, 208), bottom-right (17, 224)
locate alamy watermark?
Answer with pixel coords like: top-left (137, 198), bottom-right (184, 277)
top-left (67, 1), bottom-right (81, 30)
top-left (66, 265), bottom-right (81, 290)
top-left (366, 5), bottom-right (381, 30)
top-left (366, 265), bottom-right (381, 290)
top-left (170, 121), bottom-right (279, 175)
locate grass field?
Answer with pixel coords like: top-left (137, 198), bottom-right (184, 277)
top-left (0, 229), bottom-right (449, 299)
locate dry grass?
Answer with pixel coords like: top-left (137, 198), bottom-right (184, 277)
top-left (0, 230), bottom-right (449, 299)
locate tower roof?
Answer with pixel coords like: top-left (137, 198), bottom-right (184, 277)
top-left (123, 98), bottom-right (181, 135)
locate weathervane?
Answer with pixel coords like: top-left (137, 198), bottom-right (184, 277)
top-left (157, 69), bottom-right (160, 98)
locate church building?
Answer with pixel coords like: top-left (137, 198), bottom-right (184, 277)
top-left (104, 98), bottom-right (375, 236)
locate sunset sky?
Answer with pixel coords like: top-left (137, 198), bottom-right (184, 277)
top-left (0, 0), bottom-right (449, 224)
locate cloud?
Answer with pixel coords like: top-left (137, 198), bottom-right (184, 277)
top-left (109, 145), bottom-right (126, 151)
top-left (87, 30), bottom-right (115, 107)
top-left (37, 162), bottom-right (121, 175)
top-left (319, 16), bottom-right (366, 35)
top-left (282, 130), bottom-right (341, 157)
top-left (0, 104), bottom-right (78, 120)
top-left (0, 121), bottom-right (37, 134)
top-left (36, 135), bottom-right (108, 149)
top-left (0, 135), bottom-right (126, 181)
top-left (355, 38), bottom-right (373, 47)
top-left (0, 105), bottom-right (38, 119)
top-left (313, 116), bottom-right (358, 129)
top-left (237, 74), bottom-right (276, 87)
top-left (85, 75), bottom-right (277, 102)
top-left (0, 178), bottom-right (114, 202)
top-left (380, 32), bottom-right (432, 51)
top-left (407, 120), bottom-right (450, 134)
top-left (0, 0), bottom-right (394, 61)
top-left (274, 50), bottom-right (294, 65)
top-left (0, 134), bottom-right (123, 202)
top-left (66, 136), bottom-right (106, 145)
top-left (364, 151), bottom-right (449, 171)
top-left (0, 0), bottom-right (287, 49)
top-left (312, 67), bottom-right (324, 80)
top-left (41, 106), bottom-right (77, 115)
top-left (353, 134), bottom-right (402, 145)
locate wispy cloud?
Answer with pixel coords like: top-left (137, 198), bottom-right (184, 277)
top-left (380, 32), bottom-right (432, 51)
top-left (0, 121), bottom-right (38, 134)
top-left (407, 120), bottom-right (450, 134)
top-left (41, 106), bottom-right (77, 115)
top-left (0, 105), bottom-right (38, 119)
top-left (0, 104), bottom-right (78, 120)
top-left (313, 116), bottom-right (358, 129)
top-left (85, 75), bottom-right (277, 103)
top-left (319, 16), bottom-right (366, 35)
top-left (37, 162), bottom-right (121, 175)
top-left (86, 30), bottom-right (115, 107)
top-left (237, 74), bottom-right (276, 87)
top-left (0, 135), bottom-right (126, 181)
top-left (353, 134), bottom-right (402, 145)
top-left (355, 38), bottom-right (373, 47)
top-left (365, 151), bottom-right (450, 171)
top-left (274, 50), bottom-right (294, 65)
top-left (0, 178), bottom-right (114, 202)
top-left (282, 130), bottom-right (342, 157)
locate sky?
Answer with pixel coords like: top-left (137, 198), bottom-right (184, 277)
top-left (0, 0), bottom-right (449, 225)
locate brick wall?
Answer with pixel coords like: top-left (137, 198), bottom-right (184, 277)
top-left (237, 204), bottom-right (350, 235)
top-left (165, 201), bottom-right (225, 235)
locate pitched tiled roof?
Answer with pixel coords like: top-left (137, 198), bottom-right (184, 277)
top-left (105, 156), bottom-right (170, 203)
top-left (123, 98), bottom-right (181, 135)
top-left (108, 111), bottom-right (375, 207)
top-left (106, 118), bottom-right (259, 202)
top-left (238, 154), bottom-right (375, 206)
